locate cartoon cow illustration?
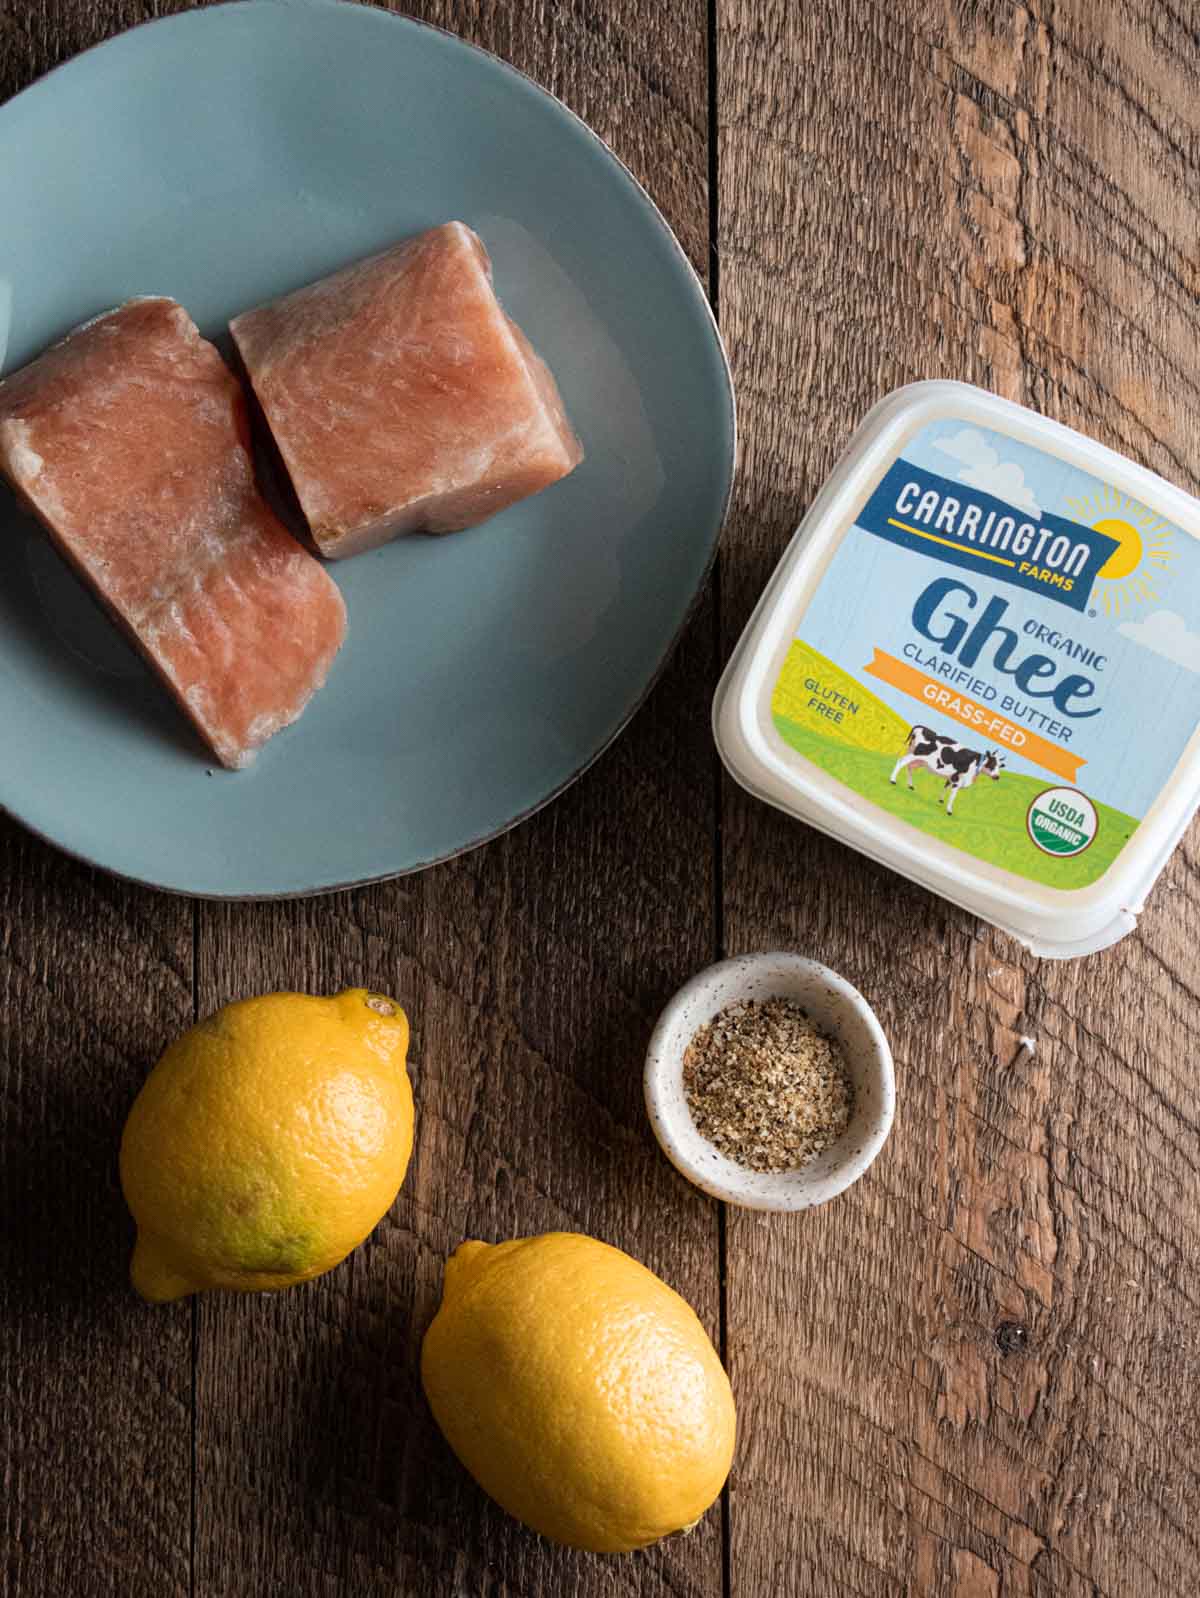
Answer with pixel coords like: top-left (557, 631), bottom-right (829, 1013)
top-left (889, 724), bottom-right (1006, 815)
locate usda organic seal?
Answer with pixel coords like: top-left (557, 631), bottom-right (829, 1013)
top-left (1026, 788), bottom-right (1098, 857)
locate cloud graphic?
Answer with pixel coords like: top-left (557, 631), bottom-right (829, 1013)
top-left (1118, 610), bottom-right (1200, 674)
top-left (934, 428), bottom-right (1042, 517)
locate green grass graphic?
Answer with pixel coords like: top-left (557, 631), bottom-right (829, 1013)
top-left (773, 716), bottom-right (1137, 889)
top-left (772, 639), bottom-right (910, 754)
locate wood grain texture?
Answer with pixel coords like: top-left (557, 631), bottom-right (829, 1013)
top-left (0, 822), bottom-right (195, 1597)
top-left (717, 2), bottom-right (1200, 1595)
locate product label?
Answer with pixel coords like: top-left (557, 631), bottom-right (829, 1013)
top-left (771, 419), bottom-right (1200, 888)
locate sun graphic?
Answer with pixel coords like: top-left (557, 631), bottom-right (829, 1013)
top-left (1063, 486), bottom-right (1175, 618)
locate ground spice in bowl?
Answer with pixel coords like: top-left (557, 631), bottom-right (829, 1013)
top-left (681, 997), bottom-right (854, 1174)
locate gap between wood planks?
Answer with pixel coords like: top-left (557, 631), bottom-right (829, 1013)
top-left (706, 3), bottom-right (732, 1597)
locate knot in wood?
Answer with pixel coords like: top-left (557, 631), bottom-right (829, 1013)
top-left (994, 1321), bottom-right (1029, 1356)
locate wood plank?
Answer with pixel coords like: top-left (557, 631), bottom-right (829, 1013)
top-left (0, 821), bottom-right (194, 1597)
top-left (0, 19), bottom-right (198, 1598)
top-left (187, 3), bottom-right (721, 1596)
top-left (717, 1), bottom-right (1200, 1594)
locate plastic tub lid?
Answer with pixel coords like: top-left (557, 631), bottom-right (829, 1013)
top-left (714, 381), bottom-right (1200, 958)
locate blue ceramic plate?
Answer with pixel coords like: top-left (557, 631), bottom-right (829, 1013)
top-left (0, 0), bottom-right (732, 896)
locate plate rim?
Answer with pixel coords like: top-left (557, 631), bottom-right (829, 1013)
top-left (0, 0), bottom-right (736, 900)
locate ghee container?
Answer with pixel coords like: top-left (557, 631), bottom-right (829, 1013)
top-left (714, 382), bottom-right (1200, 957)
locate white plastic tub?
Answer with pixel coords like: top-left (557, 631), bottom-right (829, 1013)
top-left (714, 382), bottom-right (1200, 958)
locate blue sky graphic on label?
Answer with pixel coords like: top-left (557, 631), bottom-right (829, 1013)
top-left (858, 459), bottom-right (1121, 613)
top-left (785, 418), bottom-right (1200, 820)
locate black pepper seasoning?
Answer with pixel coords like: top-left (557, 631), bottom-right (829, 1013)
top-left (682, 998), bottom-right (854, 1173)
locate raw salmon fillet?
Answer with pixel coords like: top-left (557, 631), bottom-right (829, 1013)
top-left (230, 222), bottom-right (584, 558)
top-left (0, 298), bottom-right (346, 769)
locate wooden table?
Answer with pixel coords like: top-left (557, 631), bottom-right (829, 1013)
top-left (2, 3), bottom-right (1198, 1594)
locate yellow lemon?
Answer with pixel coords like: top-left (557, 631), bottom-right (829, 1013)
top-left (120, 989), bottom-right (413, 1302)
top-left (421, 1232), bottom-right (735, 1552)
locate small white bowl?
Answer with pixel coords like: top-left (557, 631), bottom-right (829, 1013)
top-left (644, 953), bottom-right (895, 1210)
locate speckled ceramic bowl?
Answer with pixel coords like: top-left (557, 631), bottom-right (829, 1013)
top-left (644, 953), bottom-right (895, 1210)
